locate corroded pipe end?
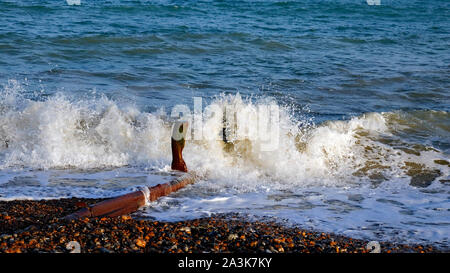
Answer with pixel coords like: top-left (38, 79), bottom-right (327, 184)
top-left (171, 121), bottom-right (188, 172)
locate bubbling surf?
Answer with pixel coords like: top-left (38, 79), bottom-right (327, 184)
top-left (0, 83), bottom-right (449, 246)
top-left (0, 83), bottom-right (448, 190)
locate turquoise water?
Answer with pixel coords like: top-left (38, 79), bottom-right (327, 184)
top-left (0, 1), bottom-right (449, 247)
top-left (1, 0), bottom-right (449, 116)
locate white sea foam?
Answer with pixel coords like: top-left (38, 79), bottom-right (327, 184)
top-left (66, 0), bottom-right (81, 6)
top-left (1, 82), bottom-right (447, 186)
top-left (0, 81), bottom-right (448, 246)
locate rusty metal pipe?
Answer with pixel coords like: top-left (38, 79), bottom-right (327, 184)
top-left (65, 121), bottom-right (195, 220)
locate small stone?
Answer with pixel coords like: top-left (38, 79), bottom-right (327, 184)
top-left (180, 227), bottom-right (191, 233)
top-left (121, 215), bottom-right (131, 221)
top-left (269, 246), bottom-right (278, 253)
top-left (1, 234), bottom-right (12, 240)
top-left (99, 247), bottom-right (112, 253)
top-left (434, 159), bottom-right (449, 166)
top-left (136, 238), bottom-right (146, 248)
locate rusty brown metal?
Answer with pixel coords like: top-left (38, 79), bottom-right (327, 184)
top-left (171, 121), bottom-right (188, 172)
top-left (65, 121), bottom-right (195, 220)
top-left (148, 173), bottom-right (197, 202)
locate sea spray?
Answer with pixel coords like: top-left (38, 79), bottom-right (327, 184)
top-left (0, 84), bottom-right (447, 190)
top-left (0, 83), bottom-right (448, 246)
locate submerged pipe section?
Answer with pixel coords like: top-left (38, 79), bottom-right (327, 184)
top-left (65, 121), bottom-right (194, 220)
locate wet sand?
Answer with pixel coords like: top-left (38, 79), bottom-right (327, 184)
top-left (0, 198), bottom-right (441, 253)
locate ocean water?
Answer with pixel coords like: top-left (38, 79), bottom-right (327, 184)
top-left (0, 0), bottom-right (449, 248)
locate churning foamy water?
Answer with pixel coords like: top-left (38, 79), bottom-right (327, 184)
top-left (0, 82), bottom-right (448, 248)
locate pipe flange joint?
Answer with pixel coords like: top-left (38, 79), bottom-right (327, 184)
top-left (138, 186), bottom-right (151, 207)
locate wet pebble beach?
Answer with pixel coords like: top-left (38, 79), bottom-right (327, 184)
top-left (0, 198), bottom-right (441, 254)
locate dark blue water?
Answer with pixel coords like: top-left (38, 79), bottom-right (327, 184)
top-left (1, 0), bottom-right (449, 117)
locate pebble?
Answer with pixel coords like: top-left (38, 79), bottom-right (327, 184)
top-left (135, 238), bottom-right (146, 248)
top-left (0, 198), bottom-right (443, 253)
top-left (180, 227), bottom-right (191, 233)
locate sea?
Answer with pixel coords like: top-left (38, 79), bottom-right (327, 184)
top-left (0, 0), bottom-right (449, 248)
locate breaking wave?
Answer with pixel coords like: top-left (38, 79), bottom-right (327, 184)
top-left (0, 81), bottom-right (448, 191)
